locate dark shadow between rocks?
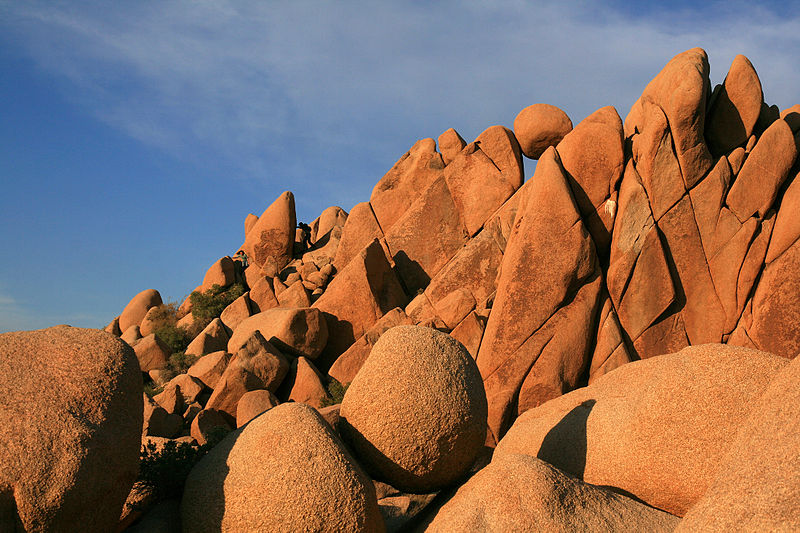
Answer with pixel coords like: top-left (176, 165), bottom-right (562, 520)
top-left (537, 399), bottom-right (595, 478)
top-left (391, 251), bottom-right (430, 296)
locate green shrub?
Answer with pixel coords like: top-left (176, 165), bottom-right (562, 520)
top-left (167, 351), bottom-right (198, 376)
top-left (138, 428), bottom-right (228, 501)
top-left (320, 378), bottom-right (349, 408)
top-left (190, 283), bottom-right (246, 324)
top-left (143, 381), bottom-right (164, 398)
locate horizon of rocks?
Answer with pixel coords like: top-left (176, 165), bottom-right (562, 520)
top-left (1, 47), bottom-right (799, 532)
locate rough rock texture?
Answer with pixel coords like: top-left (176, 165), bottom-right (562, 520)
top-left (327, 307), bottom-right (412, 385)
top-left (119, 288), bottom-right (162, 333)
top-left (134, 333), bottom-right (171, 372)
top-left (219, 292), bottom-right (253, 332)
top-left (235, 389), bottom-right (279, 428)
top-left (476, 147), bottom-right (603, 444)
top-left (425, 454), bottom-right (679, 533)
top-left (227, 306), bottom-right (328, 359)
top-left (370, 138), bottom-right (445, 233)
top-left (240, 191), bottom-right (296, 271)
top-left (247, 276), bottom-right (279, 314)
top-left (513, 103), bottom-right (573, 159)
top-left (332, 201), bottom-right (385, 274)
top-left (185, 318), bottom-right (229, 357)
top-left (0, 327), bottom-right (142, 532)
top-left (187, 350), bottom-right (230, 389)
top-left (287, 356), bottom-right (330, 409)
top-left (495, 344), bottom-right (788, 517)
top-left (340, 326), bottom-right (487, 493)
top-left (182, 403), bottom-right (384, 532)
top-left (313, 239), bottom-right (407, 371)
top-left (705, 54), bottom-right (763, 155)
top-left (190, 408), bottom-right (231, 446)
top-left (677, 355), bottom-right (800, 531)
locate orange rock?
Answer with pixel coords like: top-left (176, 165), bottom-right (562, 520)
top-left (495, 344), bottom-right (788, 517)
top-left (200, 256), bottom-right (236, 292)
top-left (313, 239), bottom-right (407, 371)
top-left (766, 168), bottom-right (800, 264)
top-left (726, 118), bottom-right (798, 221)
top-left (190, 408), bottom-right (231, 446)
top-left (476, 147), bottom-right (603, 443)
top-left (587, 292), bottom-right (632, 383)
top-left (383, 177), bottom-right (469, 293)
top-left (236, 389), bottom-right (279, 427)
top-left (449, 310), bottom-right (487, 359)
top-left (276, 279), bottom-right (311, 308)
top-left (133, 333), bottom-right (170, 372)
top-left (513, 103), bottom-right (573, 159)
top-left (137, 306), bottom-right (161, 337)
top-left (629, 47), bottom-right (712, 188)
top-left (444, 141), bottom-right (519, 236)
top-left (437, 127), bottom-right (466, 165)
top-left (327, 307), bottom-right (412, 385)
top-left (314, 206), bottom-right (348, 243)
top-left (287, 357), bottom-right (329, 408)
top-left (143, 392), bottom-right (182, 438)
top-left (228, 307), bottom-right (328, 359)
top-left (332, 201), bottom-right (385, 274)
top-left (244, 213), bottom-right (258, 236)
top-left (423, 230), bottom-right (503, 311)
top-left (120, 325), bottom-right (141, 347)
top-left (727, 145), bottom-right (746, 174)
top-left (119, 288), bottom-right (162, 333)
top-left (425, 454), bottom-right (679, 532)
top-left (370, 138), bottom-right (445, 232)
top-left (248, 276), bottom-right (279, 313)
top-left (781, 103), bottom-right (800, 134)
top-left (0, 327), bottom-right (142, 532)
top-left (706, 54), bottom-right (763, 155)
top-left (154, 374), bottom-right (205, 415)
top-left (187, 350), bottom-right (230, 389)
top-left (207, 332), bottom-right (289, 422)
top-left (404, 292), bottom-right (440, 325)
top-left (474, 124), bottom-right (524, 187)
top-left (219, 292), bottom-right (253, 331)
top-left (340, 326), bottom-right (487, 493)
top-left (104, 316), bottom-right (121, 336)
top-left (182, 403), bottom-right (383, 532)
top-left (677, 355), bottom-right (800, 531)
top-left (432, 288), bottom-right (476, 330)
top-left (556, 105), bottom-right (624, 256)
top-left (240, 191), bottom-right (296, 271)
top-left (185, 318), bottom-right (229, 357)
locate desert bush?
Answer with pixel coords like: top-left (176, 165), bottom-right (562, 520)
top-left (320, 378), bottom-right (349, 408)
top-left (138, 428), bottom-right (228, 501)
top-left (190, 283), bottom-right (245, 324)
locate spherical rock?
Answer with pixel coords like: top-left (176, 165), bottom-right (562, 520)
top-left (0, 327), bottom-right (143, 531)
top-left (513, 103), bottom-right (573, 159)
top-left (181, 402), bottom-right (384, 532)
top-left (340, 325), bottom-right (487, 493)
top-left (119, 288), bottom-right (163, 333)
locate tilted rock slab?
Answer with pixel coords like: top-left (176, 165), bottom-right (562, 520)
top-left (0, 327), bottom-right (142, 531)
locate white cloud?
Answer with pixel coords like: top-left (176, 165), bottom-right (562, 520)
top-left (2, 1), bottom-right (798, 207)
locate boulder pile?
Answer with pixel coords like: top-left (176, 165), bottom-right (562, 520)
top-left (2, 47), bottom-right (797, 531)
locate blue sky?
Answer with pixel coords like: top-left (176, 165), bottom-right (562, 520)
top-left (1, 1), bottom-right (798, 333)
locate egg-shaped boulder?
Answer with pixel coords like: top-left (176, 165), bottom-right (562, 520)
top-left (340, 325), bottom-right (487, 493)
top-left (181, 402), bottom-right (383, 532)
top-left (513, 103), bottom-right (573, 159)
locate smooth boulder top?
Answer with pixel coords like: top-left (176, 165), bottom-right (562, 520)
top-left (340, 325), bottom-right (487, 493)
top-left (495, 343), bottom-right (788, 517)
top-left (0, 326), bottom-right (143, 532)
top-left (181, 402), bottom-right (384, 533)
top-left (119, 288), bottom-right (162, 333)
top-left (677, 354), bottom-right (800, 531)
top-left (513, 103), bottom-right (573, 159)
top-left (227, 306), bottom-right (328, 359)
top-left (425, 453), bottom-right (680, 533)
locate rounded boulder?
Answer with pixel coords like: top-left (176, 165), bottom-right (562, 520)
top-left (340, 325), bottom-right (487, 493)
top-left (0, 326), bottom-right (143, 531)
top-left (181, 402), bottom-right (384, 532)
top-left (119, 288), bottom-right (162, 333)
top-left (513, 103), bottom-right (573, 159)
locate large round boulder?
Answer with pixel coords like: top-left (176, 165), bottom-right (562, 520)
top-left (677, 354), bottom-right (800, 531)
top-left (513, 103), bottom-right (573, 159)
top-left (119, 288), bottom-right (162, 333)
top-left (0, 326), bottom-right (143, 531)
top-left (425, 454), bottom-right (679, 532)
top-left (181, 402), bottom-right (383, 532)
top-left (340, 325), bottom-right (487, 493)
top-left (495, 344), bottom-right (788, 516)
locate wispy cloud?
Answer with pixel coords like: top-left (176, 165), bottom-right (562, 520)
top-left (2, 1), bottom-right (798, 207)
